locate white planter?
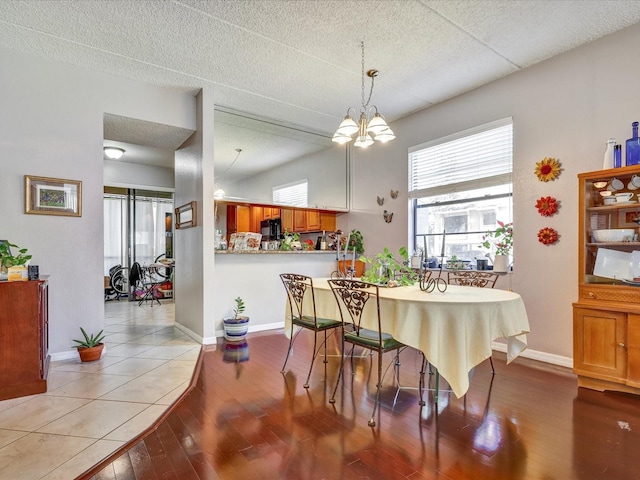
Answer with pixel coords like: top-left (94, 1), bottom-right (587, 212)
top-left (493, 255), bottom-right (510, 273)
top-left (223, 316), bottom-right (250, 341)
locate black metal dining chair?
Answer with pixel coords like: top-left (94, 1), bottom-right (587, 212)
top-left (280, 273), bottom-right (342, 388)
top-left (327, 278), bottom-right (414, 427)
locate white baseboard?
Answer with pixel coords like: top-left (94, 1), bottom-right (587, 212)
top-left (49, 350), bottom-right (81, 362)
top-left (491, 341), bottom-right (573, 369)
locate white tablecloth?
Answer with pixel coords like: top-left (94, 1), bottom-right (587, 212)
top-left (287, 279), bottom-right (530, 398)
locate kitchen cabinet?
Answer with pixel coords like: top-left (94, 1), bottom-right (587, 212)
top-left (250, 206), bottom-right (263, 233)
top-left (306, 210), bottom-right (321, 231)
top-left (574, 166), bottom-right (640, 395)
top-left (0, 278), bottom-right (49, 400)
top-left (281, 208), bottom-right (293, 233)
top-left (227, 204), bottom-right (251, 241)
top-left (226, 202), bottom-right (337, 235)
top-left (320, 212), bottom-right (336, 232)
top-left (264, 207), bottom-right (280, 219)
top-left (293, 209), bottom-right (307, 232)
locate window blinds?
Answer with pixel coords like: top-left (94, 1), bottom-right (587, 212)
top-left (409, 118), bottom-right (513, 199)
top-left (273, 180), bottom-right (308, 206)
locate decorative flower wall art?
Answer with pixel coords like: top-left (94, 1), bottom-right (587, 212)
top-left (535, 157), bottom-right (562, 182)
top-left (535, 196), bottom-right (559, 217)
top-left (537, 227), bottom-right (559, 245)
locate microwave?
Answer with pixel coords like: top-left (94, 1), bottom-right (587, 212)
top-left (260, 218), bottom-right (281, 240)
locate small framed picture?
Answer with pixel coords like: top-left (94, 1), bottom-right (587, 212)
top-left (25, 175), bottom-right (82, 217)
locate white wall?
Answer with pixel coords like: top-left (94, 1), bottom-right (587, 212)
top-left (103, 160), bottom-right (174, 190)
top-left (226, 146), bottom-right (349, 210)
top-left (0, 47), bottom-right (196, 357)
top-left (174, 88), bottom-right (217, 343)
top-left (343, 22), bottom-right (640, 363)
top-left (213, 252), bottom-right (337, 334)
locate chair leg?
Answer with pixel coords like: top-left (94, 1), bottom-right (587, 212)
top-left (368, 351), bottom-right (383, 427)
top-left (304, 331), bottom-right (319, 388)
top-left (329, 334), bottom-right (347, 404)
top-left (418, 353), bottom-right (427, 406)
top-left (489, 356), bottom-right (495, 374)
top-left (323, 330), bottom-right (329, 364)
top-left (280, 326), bottom-right (297, 374)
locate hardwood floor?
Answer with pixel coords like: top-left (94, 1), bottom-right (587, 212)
top-left (80, 331), bottom-right (640, 480)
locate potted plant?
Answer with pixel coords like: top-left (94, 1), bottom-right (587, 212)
top-left (338, 229), bottom-right (366, 276)
top-left (71, 327), bottom-right (106, 362)
top-left (223, 297), bottom-right (250, 341)
top-left (360, 247), bottom-right (418, 287)
top-left (0, 241), bottom-right (32, 280)
top-left (479, 220), bottom-right (513, 272)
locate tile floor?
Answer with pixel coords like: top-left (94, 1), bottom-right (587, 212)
top-left (0, 299), bottom-right (201, 480)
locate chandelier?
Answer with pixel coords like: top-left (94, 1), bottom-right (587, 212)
top-left (332, 41), bottom-right (395, 148)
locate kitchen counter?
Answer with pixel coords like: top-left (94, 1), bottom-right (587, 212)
top-left (215, 250), bottom-right (336, 254)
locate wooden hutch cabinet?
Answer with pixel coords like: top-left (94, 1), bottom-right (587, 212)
top-left (0, 278), bottom-right (50, 400)
top-left (574, 166), bottom-right (640, 395)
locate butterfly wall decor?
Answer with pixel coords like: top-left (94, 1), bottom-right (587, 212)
top-left (390, 189), bottom-right (398, 199)
top-left (383, 210), bottom-right (394, 223)
top-left (377, 196), bottom-right (384, 206)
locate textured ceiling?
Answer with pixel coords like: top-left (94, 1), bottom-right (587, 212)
top-left (2, 0), bottom-right (640, 179)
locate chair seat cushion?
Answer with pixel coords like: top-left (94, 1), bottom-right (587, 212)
top-left (345, 328), bottom-right (403, 350)
top-left (293, 315), bottom-right (341, 330)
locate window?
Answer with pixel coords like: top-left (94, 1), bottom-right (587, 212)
top-left (409, 118), bottom-right (513, 264)
top-left (273, 180), bottom-right (308, 206)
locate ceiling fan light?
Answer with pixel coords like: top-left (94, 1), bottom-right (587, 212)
top-left (103, 147), bottom-right (125, 160)
top-left (353, 134), bottom-right (374, 148)
top-left (214, 188), bottom-right (226, 199)
top-left (336, 115), bottom-right (359, 136)
top-left (366, 113), bottom-right (389, 135)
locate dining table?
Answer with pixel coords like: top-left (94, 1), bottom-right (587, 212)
top-left (286, 278), bottom-right (530, 398)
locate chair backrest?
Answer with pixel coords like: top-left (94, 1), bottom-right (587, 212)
top-left (327, 279), bottom-right (381, 342)
top-left (447, 270), bottom-right (498, 288)
top-left (280, 273), bottom-right (318, 325)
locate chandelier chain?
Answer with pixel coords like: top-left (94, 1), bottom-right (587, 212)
top-left (361, 41), bottom-right (375, 110)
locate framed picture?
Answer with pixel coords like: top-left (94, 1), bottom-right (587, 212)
top-left (25, 175), bottom-right (82, 217)
top-left (175, 201), bottom-right (197, 229)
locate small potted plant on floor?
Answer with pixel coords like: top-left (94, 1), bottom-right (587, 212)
top-left (223, 297), bottom-right (250, 341)
top-left (71, 327), bottom-right (106, 362)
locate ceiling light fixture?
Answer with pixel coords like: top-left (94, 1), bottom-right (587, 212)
top-left (332, 41), bottom-right (395, 148)
top-left (103, 146), bottom-right (125, 160)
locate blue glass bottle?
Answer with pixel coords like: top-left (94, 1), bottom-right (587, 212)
top-left (626, 121), bottom-right (640, 166)
top-left (614, 144), bottom-right (622, 168)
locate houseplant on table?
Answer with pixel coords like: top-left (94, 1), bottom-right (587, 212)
top-left (360, 246), bottom-right (418, 286)
top-left (71, 327), bottom-right (106, 362)
top-left (0, 241), bottom-right (32, 281)
top-left (479, 220), bottom-right (513, 273)
top-left (223, 297), bottom-right (250, 341)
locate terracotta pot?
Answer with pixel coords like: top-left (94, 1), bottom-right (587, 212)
top-left (338, 259), bottom-right (366, 277)
top-left (77, 343), bottom-right (104, 362)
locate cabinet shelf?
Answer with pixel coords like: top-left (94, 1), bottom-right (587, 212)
top-left (587, 242), bottom-right (640, 247)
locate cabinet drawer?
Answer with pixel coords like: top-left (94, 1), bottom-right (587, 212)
top-left (579, 286), bottom-right (640, 304)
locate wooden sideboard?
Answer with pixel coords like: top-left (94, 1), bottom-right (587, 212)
top-left (0, 278), bottom-right (50, 400)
